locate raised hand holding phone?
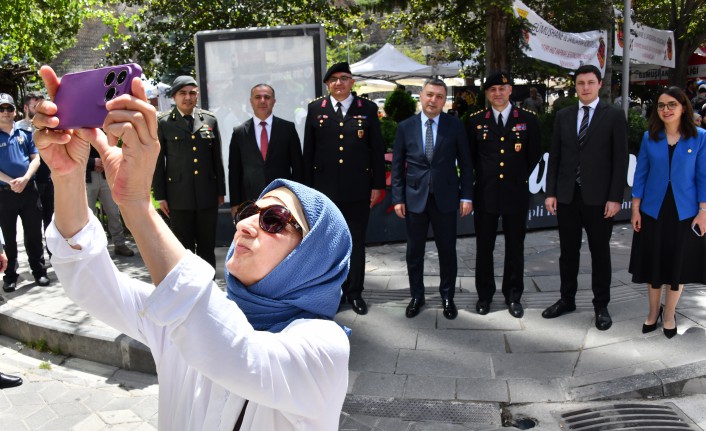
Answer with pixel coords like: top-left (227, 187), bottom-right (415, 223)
top-left (54, 64), bottom-right (142, 130)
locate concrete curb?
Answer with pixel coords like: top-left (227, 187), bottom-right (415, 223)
top-left (0, 300), bottom-right (156, 374)
top-left (568, 360), bottom-right (706, 401)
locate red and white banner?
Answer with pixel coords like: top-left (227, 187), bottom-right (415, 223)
top-left (513, 0), bottom-right (607, 75)
top-left (613, 8), bottom-right (675, 68)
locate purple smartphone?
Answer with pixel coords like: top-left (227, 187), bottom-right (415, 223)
top-left (54, 63), bottom-right (143, 129)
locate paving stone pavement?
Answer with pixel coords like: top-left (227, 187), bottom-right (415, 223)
top-left (2, 222), bottom-right (706, 429)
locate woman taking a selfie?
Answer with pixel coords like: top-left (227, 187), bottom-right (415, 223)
top-left (629, 86), bottom-right (706, 339)
top-left (33, 65), bottom-right (351, 430)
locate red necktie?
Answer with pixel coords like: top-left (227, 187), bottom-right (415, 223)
top-left (260, 121), bottom-right (268, 161)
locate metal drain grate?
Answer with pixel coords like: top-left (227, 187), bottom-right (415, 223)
top-left (342, 395), bottom-right (501, 424)
top-left (560, 403), bottom-right (700, 430)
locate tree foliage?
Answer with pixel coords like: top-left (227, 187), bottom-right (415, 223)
top-left (0, 0), bottom-right (108, 88)
top-left (104, 0), bottom-right (369, 81)
top-left (632, 0), bottom-right (706, 86)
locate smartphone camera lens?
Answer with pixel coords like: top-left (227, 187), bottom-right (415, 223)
top-left (117, 70), bottom-right (128, 85)
top-left (104, 71), bottom-right (116, 86)
top-left (105, 87), bottom-right (117, 102)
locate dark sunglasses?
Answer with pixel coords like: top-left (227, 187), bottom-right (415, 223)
top-left (0, 106), bottom-right (15, 113)
top-left (234, 201), bottom-right (302, 234)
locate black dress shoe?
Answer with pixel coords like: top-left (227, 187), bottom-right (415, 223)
top-left (442, 298), bottom-right (458, 320)
top-left (35, 276), bottom-right (50, 286)
top-left (3, 281), bottom-right (16, 293)
top-left (405, 297), bottom-right (425, 318)
top-left (349, 297), bottom-right (368, 315)
top-left (508, 302), bottom-right (524, 318)
top-left (476, 300), bottom-right (490, 315)
top-left (542, 299), bottom-right (576, 319)
top-left (664, 315), bottom-right (678, 339)
top-left (595, 307), bottom-right (612, 331)
top-left (0, 372), bottom-right (22, 389)
top-left (642, 306), bottom-right (663, 334)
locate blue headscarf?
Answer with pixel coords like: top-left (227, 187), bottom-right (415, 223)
top-left (225, 179), bottom-right (352, 334)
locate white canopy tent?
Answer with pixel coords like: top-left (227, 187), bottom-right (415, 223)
top-left (350, 43), bottom-right (462, 80)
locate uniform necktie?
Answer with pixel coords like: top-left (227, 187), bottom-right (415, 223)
top-left (260, 121), bottom-right (268, 161)
top-left (184, 114), bottom-right (194, 132)
top-left (576, 106), bottom-right (590, 185)
top-left (336, 102), bottom-right (343, 121)
top-left (425, 119), bottom-right (434, 163)
top-left (498, 113), bottom-right (504, 129)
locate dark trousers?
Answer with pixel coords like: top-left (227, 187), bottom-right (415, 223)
top-left (37, 181), bottom-right (54, 259)
top-left (474, 209), bottom-right (527, 304)
top-left (335, 200), bottom-right (371, 299)
top-left (0, 185), bottom-right (46, 282)
top-left (556, 185), bottom-right (613, 308)
top-left (170, 208), bottom-right (218, 269)
top-left (405, 194), bottom-right (458, 300)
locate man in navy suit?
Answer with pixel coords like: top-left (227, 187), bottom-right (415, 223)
top-left (391, 78), bottom-right (474, 319)
top-left (229, 84), bottom-right (304, 213)
top-left (543, 65), bottom-right (629, 330)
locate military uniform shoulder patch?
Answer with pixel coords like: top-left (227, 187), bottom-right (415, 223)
top-left (199, 109), bottom-right (216, 118)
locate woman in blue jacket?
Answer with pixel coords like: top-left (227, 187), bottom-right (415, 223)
top-left (630, 87), bottom-right (706, 338)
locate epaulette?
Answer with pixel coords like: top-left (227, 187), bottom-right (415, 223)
top-left (199, 108), bottom-right (216, 118)
top-left (469, 109), bottom-right (485, 117)
top-left (520, 107), bottom-right (537, 116)
top-left (157, 111), bottom-right (170, 120)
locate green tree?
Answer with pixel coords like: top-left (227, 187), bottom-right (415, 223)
top-left (0, 0), bottom-right (109, 89)
top-left (104, 0), bottom-right (368, 80)
top-left (632, 0), bottom-right (706, 86)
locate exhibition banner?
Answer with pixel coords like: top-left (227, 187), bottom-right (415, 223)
top-left (513, 0), bottom-right (608, 75)
top-left (614, 8), bottom-right (675, 68)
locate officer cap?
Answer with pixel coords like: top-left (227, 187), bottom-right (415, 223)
top-left (483, 72), bottom-right (513, 91)
top-left (0, 93), bottom-right (16, 108)
top-left (169, 76), bottom-right (198, 97)
top-left (323, 62), bottom-right (352, 83)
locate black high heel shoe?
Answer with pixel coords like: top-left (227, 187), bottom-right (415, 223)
top-left (664, 315), bottom-right (678, 339)
top-left (642, 306), bottom-right (663, 333)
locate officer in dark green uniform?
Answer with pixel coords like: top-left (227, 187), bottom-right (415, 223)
top-left (467, 72), bottom-right (541, 318)
top-left (153, 76), bottom-right (226, 269)
top-left (303, 62), bottom-right (386, 315)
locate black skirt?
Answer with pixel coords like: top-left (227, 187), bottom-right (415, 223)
top-left (629, 184), bottom-right (706, 290)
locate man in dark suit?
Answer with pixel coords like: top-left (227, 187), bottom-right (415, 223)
top-left (229, 84), bottom-right (303, 214)
top-left (543, 65), bottom-right (629, 330)
top-left (303, 62), bottom-right (386, 315)
top-left (391, 78), bottom-right (474, 319)
top-left (468, 72), bottom-right (541, 318)
top-left (153, 76), bottom-right (226, 269)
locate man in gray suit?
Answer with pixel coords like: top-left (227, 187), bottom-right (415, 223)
top-left (543, 65), bottom-right (629, 330)
top-left (391, 78), bottom-right (474, 319)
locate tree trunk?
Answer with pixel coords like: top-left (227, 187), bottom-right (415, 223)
top-left (485, 5), bottom-right (509, 76)
top-left (668, 38), bottom-right (693, 87)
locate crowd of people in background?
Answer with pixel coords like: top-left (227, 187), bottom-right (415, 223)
top-left (0, 64), bottom-right (705, 404)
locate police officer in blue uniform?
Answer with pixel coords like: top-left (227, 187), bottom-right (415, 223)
top-left (153, 76), bottom-right (226, 269)
top-left (467, 73), bottom-right (541, 318)
top-left (303, 62), bottom-right (386, 315)
top-left (0, 93), bottom-right (49, 292)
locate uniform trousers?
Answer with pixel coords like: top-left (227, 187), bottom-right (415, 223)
top-left (405, 194), bottom-right (457, 301)
top-left (474, 208), bottom-right (527, 304)
top-left (334, 200), bottom-right (370, 300)
top-left (556, 184), bottom-right (613, 308)
top-left (86, 172), bottom-right (127, 247)
top-left (0, 184), bottom-right (46, 282)
top-left (170, 207), bottom-right (218, 270)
